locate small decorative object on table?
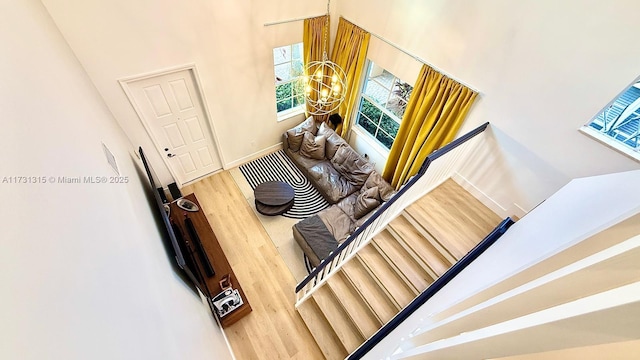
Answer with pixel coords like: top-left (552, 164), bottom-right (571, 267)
top-left (212, 275), bottom-right (244, 318)
top-left (176, 198), bottom-right (199, 212)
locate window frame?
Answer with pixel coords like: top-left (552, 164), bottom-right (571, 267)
top-left (354, 60), bottom-right (412, 150)
top-left (580, 77), bottom-right (640, 163)
top-left (273, 42), bottom-right (305, 121)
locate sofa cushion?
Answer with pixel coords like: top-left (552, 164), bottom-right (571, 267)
top-left (317, 122), bottom-right (346, 159)
top-left (354, 187), bottom-right (381, 219)
top-left (299, 116), bottom-right (320, 134)
top-left (331, 146), bottom-right (374, 187)
top-left (308, 162), bottom-right (359, 203)
top-left (293, 215), bottom-right (339, 264)
top-left (317, 121), bottom-right (333, 137)
top-left (286, 116), bottom-right (319, 151)
top-left (286, 130), bottom-right (305, 151)
top-left (335, 193), bottom-right (357, 220)
top-left (325, 134), bottom-right (347, 159)
top-left (362, 171), bottom-right (396, 202)
top-left (299, 132), bottom-right (326, 160)
top-left (317, 205), bottom-right (355, 244)
top-left (354, 203), bottom-right (381, 228)
top-left (286, 149), bottom-right (325, 170)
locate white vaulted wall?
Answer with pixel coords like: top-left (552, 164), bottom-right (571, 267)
top-left (0, 1), bottom-right (232, 359)
top-left (41, 0), bottom-right (639, 212)
top-left (339, 0), bottom-right (639, 212)
top-left (41, 0), bottom-right (330, 185)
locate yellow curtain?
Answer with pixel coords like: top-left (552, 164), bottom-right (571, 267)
top-left (330, 17), bottom-right (370, 139)
top-left (382, 65), bottom-right (478, 188)
top-left (303, 15), bottom-right (329, 118)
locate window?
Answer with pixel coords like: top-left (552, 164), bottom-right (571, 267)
top-left (355, 61), bottom-right (413, 149)
top-left (582, 78), bottom-right (640, 161)
top-left (273, 43), bottom-right (305, 116)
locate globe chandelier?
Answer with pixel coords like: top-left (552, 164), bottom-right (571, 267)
top-left (303, 0), bottom-right (346, 116)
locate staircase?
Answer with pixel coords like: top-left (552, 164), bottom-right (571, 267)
top-left (296, 178), bottom-right (503, 359)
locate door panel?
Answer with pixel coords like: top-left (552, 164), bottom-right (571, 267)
top-left (162, 123), bottom-right (185, 149)
top-left (143, 85), bottom-right (172, 117)
top-left (169, 79), bottom-right (195, 111)
top-left (197, 147), bottom-right (214, 166)
top-left (178, 154), bottom-right (197, 173)
top-left (127, 69), bottom-right (222, 185)
top-left (185, 116), bottom-right (205, 141)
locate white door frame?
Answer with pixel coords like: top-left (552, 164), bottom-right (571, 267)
top-left (119, 63), bottom-right (225, 187)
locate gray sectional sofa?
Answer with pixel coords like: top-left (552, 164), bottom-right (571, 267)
top-left (283, 117), bottom-right (396, 268)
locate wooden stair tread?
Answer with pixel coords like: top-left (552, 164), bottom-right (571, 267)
top-left (357, 245), bottom-right (417, 308)
top-left (297, 298), bottom-right (348, 360)
top-left (400, 212), bottom-right (458, 267)
top-left (389, 216), bottom-right (452, 277)
top-left (294, 178), bottom-right (504, 360)
top-left (313, 286), bottom-right (365, 352)
top-left (407, 179), bottom-right (501, 259)
top-left (327, 272), bottom-right (382, 339)
top-left (341, 260), bottom-right (399, 324)
top-left (373, 230), bottom-right (433, 292)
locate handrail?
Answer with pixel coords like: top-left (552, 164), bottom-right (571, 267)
top-left (296, 122), bottom-right (490, 293)
top-left (348, 217), bottom-right (515, 359)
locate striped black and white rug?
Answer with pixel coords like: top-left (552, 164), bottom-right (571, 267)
top-left (239, 150), bottom-right (329, 219)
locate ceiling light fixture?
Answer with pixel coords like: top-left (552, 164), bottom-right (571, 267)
top-left (303, 0), bottom-right (346, 116)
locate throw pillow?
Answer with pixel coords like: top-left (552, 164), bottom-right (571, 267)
top-left (325, 132), bottom-right (347, 159)
top-left (362, 171), bottom-right (396, 202)
top-left (303, 116), bottom-right (320, 134)
top-left (300, 132), bottom-right (326, 160)
top-left (317, 121), bottom-right (334, 137)
top-left (286, 116), bottom-right (320, 152)
top-left (354, 186), bottom-right (380, 219)
top-left (287, 129), bottom-right (305, 152)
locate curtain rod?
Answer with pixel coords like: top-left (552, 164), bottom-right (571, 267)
top-left (341, 17), bottom-right (480, 93)
top-left (263, 14), bottom-right (325, 27)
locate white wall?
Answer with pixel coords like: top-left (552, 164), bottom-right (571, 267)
top-left (0, 1), bottom-right (232, 359)
top-left (40, 0), bottom-right (329, 184)
top-left (39, 0), bottom-right (640, 198)
top-left (452, 124), bottom-right (569, 217)
top-left (339, 0), bottom-right (640, 208)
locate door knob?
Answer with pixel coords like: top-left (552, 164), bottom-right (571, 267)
top-left (167, 153), bottom-right (175, 158)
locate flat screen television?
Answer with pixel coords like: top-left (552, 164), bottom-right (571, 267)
top-left (138, 147), bottom-right (210, 298)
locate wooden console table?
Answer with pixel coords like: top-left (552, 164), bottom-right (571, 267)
top-left (170, 193), bottom-right (251, 327)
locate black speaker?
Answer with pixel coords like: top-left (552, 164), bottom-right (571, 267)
top-left (168, 182), bottom-right (182, 201)
top-left (156, 187), bottom-right (169, 204)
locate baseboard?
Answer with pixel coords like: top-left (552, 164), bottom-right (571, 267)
top-left (451, 172), bottom-right (517, 219)
top-left (224, 143), bottom-right (282, 169)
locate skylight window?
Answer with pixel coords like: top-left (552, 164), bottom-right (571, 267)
top-left (581, 78), bottom-right (640, 162)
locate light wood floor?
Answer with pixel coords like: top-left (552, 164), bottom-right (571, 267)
top-left (183, 171), bottom-right (323, 360)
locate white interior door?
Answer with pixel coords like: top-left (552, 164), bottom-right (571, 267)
top-left (126, 69), bottom-right (222, 185)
